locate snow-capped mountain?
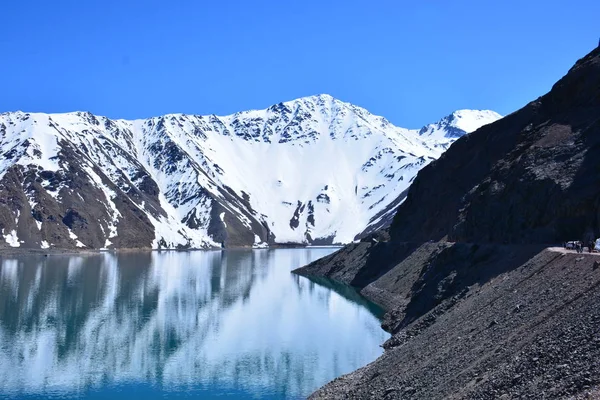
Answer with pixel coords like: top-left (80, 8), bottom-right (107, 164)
top-left (0, 95), bottom-right (501, 249)
top-left (419, 109), bottom-right (502, 139)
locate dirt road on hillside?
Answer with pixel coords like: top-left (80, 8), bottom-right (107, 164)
top-left (548, 247), bottom-right (600, 256)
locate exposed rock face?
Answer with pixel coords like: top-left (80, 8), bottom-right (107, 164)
top-left (391, 47), bottom-right (600, 244)
top-left (294, 47), bottom-right (600, 398)
top-left (0, 96), bottom-right (500, 250)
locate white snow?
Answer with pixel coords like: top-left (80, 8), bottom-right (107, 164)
top-left (252, 234), bottom-right (268, 249)
top-left (40, 241), bottom-right (50, 249)
top-left (2, 229), bottom-right (20, 247)
top-left (449, 109), bottom-right (502, 133)
top-left (68, 229), bottom-right (86, 248)
top-left (0, 96), bottom-right (502, 248)
top-left (418, 109), bottom-right (502, 141)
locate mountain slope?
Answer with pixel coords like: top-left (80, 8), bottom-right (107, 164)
top-left (391, 47), bottom-right (600, 244)
top-left (294, 47), bottom-right (600, 399)
top-left (0, 95), bottom-right (500, 249)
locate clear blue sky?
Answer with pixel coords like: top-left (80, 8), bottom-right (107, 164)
top-left (1, 0), bottom-right (599, 128)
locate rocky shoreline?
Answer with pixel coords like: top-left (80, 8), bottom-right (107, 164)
top-left (293, 241), bottom-right (600, 399)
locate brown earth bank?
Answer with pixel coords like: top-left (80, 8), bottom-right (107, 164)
top-left (293, 241), bottom-right (600, 399)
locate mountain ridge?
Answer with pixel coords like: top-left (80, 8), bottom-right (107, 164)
top-left (0, 95), bottom-right (500, 250)
top-left (1, 94), bottom-right (496, 139)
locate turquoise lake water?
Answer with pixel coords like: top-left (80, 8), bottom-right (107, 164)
top-left (0, 248), bottom-right (389, 399)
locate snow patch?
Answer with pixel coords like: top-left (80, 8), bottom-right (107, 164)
top-left (252, 234), bottom-right (268, 249)
top-left (2, 229), bottom-right (20, 247)
top-left (68, 229), bottom-right (86, 247)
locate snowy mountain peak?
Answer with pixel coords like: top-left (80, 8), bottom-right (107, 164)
top-left (418, 109), bottom-right (502, 140)
top-left (204, 94), bottom-right (406, 144)
top-left (0, 99), bottom-right (502, 250)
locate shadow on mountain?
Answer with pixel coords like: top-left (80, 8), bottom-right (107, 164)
top-left (393, 243), bottom-right (546, 333)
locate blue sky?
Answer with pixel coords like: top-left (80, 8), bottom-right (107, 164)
top-left (1, 0), bottom-right (598, 128)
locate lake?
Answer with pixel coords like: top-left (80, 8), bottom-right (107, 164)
top-left (0, 248), bottom-right (389, 399)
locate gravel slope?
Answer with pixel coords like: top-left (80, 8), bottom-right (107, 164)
top-left (295, 245), bottom-right (600, 399)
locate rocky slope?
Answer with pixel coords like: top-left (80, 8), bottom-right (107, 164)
top-left (294, 47), bottom-right (600, 399)
top-left (297, 244), bottom-right (600, 399)
top-left (0, 96), bottom-right (500, 250)
top-left (391, 47), bottom-right (600, 244)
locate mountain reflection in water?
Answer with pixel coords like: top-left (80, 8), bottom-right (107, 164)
top-left (0, 249), bottom-right (389, 399)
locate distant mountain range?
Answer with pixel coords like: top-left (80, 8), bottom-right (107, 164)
top-left (0, 95), bottom-right (500, 249)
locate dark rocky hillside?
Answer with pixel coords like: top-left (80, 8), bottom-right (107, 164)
top-left (392, 47), bottom-right (600, 244)
top-left (294, 47), bottom-right (600, 399)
